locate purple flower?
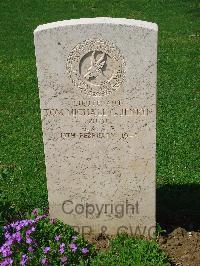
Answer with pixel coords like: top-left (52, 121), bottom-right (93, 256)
top-left (0, 257), bottom-right (13, 266)
top-left (32, 208), bottom-right (39, 216)
top-left (43, 247), bottom-right (50, 254)
top-left (17, 220), bottom-right (30, 229)
top-left (28, 246), bottom-right (34, 253)
top-left (59, 243), bottom-right (65, 254)
top-left (60, 256), bottom-right (68, 264)
top-left (25, 228), bottom-right (34, 244)
top-left (25, 229), bottom-right (31, 236)
top-left (30, 226), bottom-right (36, 232)
top-left (16, 224), bottom-right (22, 231)
top-left (69, 243), bottom-right (77, 252)
top-left (55, 235), bottom-right (61, 241)
top-left (0, 244), bottom-right (12, 257)
top-left (41, 258), bottom-right (48, 265)
top-left (81, 247), bottom-right (89, 254)
top-left (27, 219), bottom-right (35, 225)
top-left (10, 221), bottom-right (18, 229)
top-left (25, 226), bottom-right (35, 236)
top-left (35, 214), bottom-right (47, 222)
top-left (12, 232), bottom-right (22, 243)
top-left (71, 235), bottom-right (77, 241)
top-left (7, 258), bottom-right (13, 265)
top-left (3, 225), bottom-right (10, 231)
top-left (5, 239), bottom-right (13, 246)
top-left (20, 254), bottom-right (29, 266)
top-left (26, 237), bottom-right (32, 244)
top-left (4, 232), bottom-right (11, 239)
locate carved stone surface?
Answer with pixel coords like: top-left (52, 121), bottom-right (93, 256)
top-left (34, 17), bottom-right (158, 236)
top-left (67, 38), bottom-right (125, 96)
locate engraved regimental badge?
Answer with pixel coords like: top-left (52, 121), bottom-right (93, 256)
top-left (66, 39), bottom-right (125, 96)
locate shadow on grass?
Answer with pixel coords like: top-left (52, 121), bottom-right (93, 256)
top-left (157, 184), bottom-right (200, 232)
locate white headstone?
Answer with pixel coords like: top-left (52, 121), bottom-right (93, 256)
top-left (34, 17), bottom-right (158, 236)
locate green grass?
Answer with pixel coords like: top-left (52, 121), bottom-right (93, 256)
top-left (0, 0), bottom-right (199, 240)
top-left (91, 234), bottom-right (170, 266)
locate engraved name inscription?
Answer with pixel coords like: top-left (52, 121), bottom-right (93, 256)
top-left (43, 108), bottom-right (152, 117)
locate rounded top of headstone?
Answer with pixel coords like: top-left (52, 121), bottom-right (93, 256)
top-left (34, 17), bottom-right (158, 34)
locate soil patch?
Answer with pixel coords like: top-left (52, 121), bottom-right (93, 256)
top-left (85, 233), bottom-right (111, 251)
top-left (159, 227), bottom-right (200, 266)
